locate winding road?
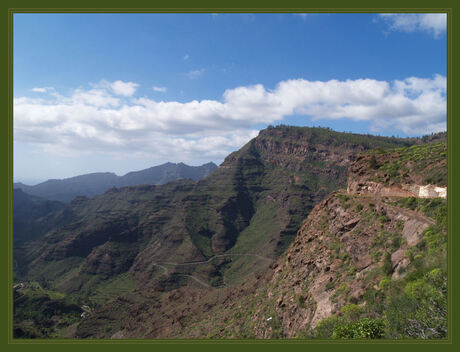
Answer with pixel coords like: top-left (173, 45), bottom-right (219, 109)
top-left (152, 253), bottom-right (273, 289)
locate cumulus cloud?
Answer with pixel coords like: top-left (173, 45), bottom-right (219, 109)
top-left (110, 80), bottom-right (139, 96)
top-left (153, 86), bottom-right (167, 92)
top-left (71, 88), bottom-right (120, 107)
top-left (14, 76), bottom-right (446, 160)
top-left (378, 13), bottom-right (446, 38)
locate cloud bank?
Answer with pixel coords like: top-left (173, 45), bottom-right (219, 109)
top-left (14, 76), bottom-right (446, 160)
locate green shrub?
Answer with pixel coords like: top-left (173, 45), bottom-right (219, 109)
top-left (341, 304), bottom-right (363, 322)
top-left (378, 277), bottom-right (391, 291)
top-left (382, 252), bottom-right (393, 276)
top-left (313, 316), bottom-right (343, 338)
top-left (369, 155), bottom-right (378, 169)
top-left (332, 318), bottom-right (385, 339)
top-left (384, 271), bottom-right (447, 339)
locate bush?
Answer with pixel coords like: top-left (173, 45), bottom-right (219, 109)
top-left (405, 197), bottom-right (418, 210)
top-left (382, 252), bottom-right (393, 276)
top-left (384, 270), bottom-right (447, 339)
top-left (341, 304), bottom-right (363, 322)
top-left (369, 155), bottom-right (378, 169)
top-left (378, 277), bottom-right (391, 291)
top-left (313, 316), bottom-right (343, 338)
top-left (332, 318), bottom-right (385, 339)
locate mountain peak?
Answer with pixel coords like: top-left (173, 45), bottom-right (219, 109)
top-left (15, 162), bottom-right (217, 203)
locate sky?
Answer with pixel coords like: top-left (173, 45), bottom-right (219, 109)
top-left (13, 13), bottom-right (447, 184)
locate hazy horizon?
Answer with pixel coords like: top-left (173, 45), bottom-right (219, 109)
top-left (13, 160), bottom-right (220, 186)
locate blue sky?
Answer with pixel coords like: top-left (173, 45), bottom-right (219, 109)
top-left (14, 13), bottom-right (447, 184)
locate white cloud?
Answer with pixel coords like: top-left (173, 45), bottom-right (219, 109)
top-left (378, 14), bottom-right (446, 38)
top-left (153, 86), bottom-right (167, 92)
top-left (71, 88), bottom-right (120, 107)
top-left (110, 80), bottom-right (139, 96)
top-left (186, 69), bottom-right (205, 79)
top-left (183, 54), bottom-right (190, 60)
top-left (31, 87), bottom-right (54, 93)
top-left (14, 75), bottom-right (446, 162)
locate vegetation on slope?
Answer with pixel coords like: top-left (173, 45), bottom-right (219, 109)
top-left (13, 282), bottom-right (82, 338)
top-left (309, 196), bottom-right (447, 339)
top-left (361, 142), bottom-right (447, 186)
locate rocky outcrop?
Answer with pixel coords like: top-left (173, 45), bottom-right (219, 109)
top-left (262, 191), bottom-right (436, 336)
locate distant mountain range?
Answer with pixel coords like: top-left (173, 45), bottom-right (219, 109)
top-left (14, 162), bottom-right (218, 203)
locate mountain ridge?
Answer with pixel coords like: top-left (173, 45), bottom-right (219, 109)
top-left (14, 162), bottom-right (218, 203)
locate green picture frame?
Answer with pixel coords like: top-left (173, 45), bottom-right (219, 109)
top-left (2, 1), bottom-right (457, 350)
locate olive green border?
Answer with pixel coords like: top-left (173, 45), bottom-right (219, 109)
top-left (2, 0), bottom-right (457, 350)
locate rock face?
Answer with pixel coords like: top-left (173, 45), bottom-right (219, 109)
top-left (262, 192), bottom-right (435, 336)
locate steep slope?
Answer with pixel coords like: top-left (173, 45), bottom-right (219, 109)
top-left (13, 189), bottom-right (65, 246)
top-left (18, 180), bottom-right (198, 290)
top-left (13, 190), bottom-right (66, 278)
top-left (72, 141), bottom-right (446, 339)
top-left (14, 162), bottom-right (217, 203)
top-left (15, 126), bottom-right (434, 338)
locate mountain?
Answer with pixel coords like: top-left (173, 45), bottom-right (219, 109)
top-left (14, 162), bottom-right (218, 203)
top-left (70, 140), bottom-right (446, 339)
top-left (14, 126), bottom-right (445, 339)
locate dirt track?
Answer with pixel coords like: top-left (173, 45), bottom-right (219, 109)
top-left (152, 253), bottom-right (273, 289)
